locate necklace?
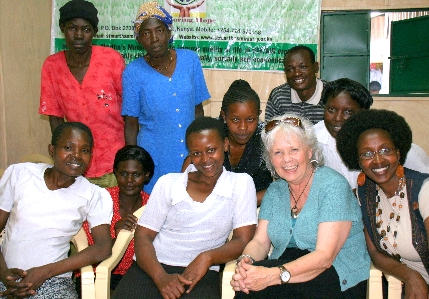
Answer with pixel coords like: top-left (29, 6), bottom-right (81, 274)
top-left (147, 50), bottom-right (172, 71)
top-left (375, 176), bottom-right (405, 261)
top-left (288, 168), bottom-right (315, 219)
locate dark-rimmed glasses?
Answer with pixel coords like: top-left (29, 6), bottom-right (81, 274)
top-left (265, 117), bottom-right (304, 133)
top-left (359, 148), bottom-right (395, 160)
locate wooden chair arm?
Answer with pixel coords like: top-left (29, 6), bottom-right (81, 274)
top-left (71, 227), bottom-right (95, 299)
top-left (221, 260), bottom-right (236, 299)
top-left (94, 206), bottom-right (145, 299)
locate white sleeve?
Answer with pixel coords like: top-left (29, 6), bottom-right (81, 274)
top-left (0, 164), bottom-right (19, 212)
top-left (232, 173), bottom-right (258, 230)
top-left (86, 187), bottom-right (113, 229)
top-left (418, 179), bottom-right (429, 221)
top-left (404, 143), bottom-right (429, 174)
top-left (138, 174), bottom-right (171, 232)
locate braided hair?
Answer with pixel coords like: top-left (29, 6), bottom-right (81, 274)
top-left (220, 79), bottom-right (260, 117)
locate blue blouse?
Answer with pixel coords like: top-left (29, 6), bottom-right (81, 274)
top-left (259, 166), bottom-right (370, 291)
top-left (122, 49), bottom-right (210, 193)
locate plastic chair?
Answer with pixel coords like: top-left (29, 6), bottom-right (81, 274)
top-left (20, 153), bottom-right (53, 164)
top-left (71, 227), bottom-right (96, 299)
top-left (94, 206), bottom-right (145, 299)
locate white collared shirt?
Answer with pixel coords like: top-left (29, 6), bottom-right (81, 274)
top-left (138, 165), bottom-right (257, 271)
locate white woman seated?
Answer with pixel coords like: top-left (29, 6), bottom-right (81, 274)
top-left (0, 122), bottom-right (112, 298)
top-left (336, 109), bottom-right (429, 298)
top-left (231, 114), bottom-right (370, 299)
top-left (112, 117), bottom-right (257, 299)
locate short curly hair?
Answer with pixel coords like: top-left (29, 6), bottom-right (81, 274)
top-left (321, 78), bottom-right (373, 109)
top-left (262, 113), bottom-right (324, 178)
top-left (336, 109), bottom-right (412, 170)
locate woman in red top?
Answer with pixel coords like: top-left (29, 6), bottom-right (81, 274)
top-left (76, 145), bottom-right (154, 295)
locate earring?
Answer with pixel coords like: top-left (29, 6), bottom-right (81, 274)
top-left (310, 159), bottom-right (318, 166)
top-left (357, 171), bottom-right (366, 186)
top-left (396, 164), bottom-right (405, 178)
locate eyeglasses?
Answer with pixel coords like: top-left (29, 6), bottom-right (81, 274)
top-left (359, 148), bottom-right (395, 160)
top-left (265, 117), bottom-right (304, 133)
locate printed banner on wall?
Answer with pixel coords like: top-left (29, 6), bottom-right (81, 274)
top-left (52, 0), bottom-right (321, 71)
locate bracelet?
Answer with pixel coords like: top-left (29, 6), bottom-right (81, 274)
top-left (236, 254), bottom-right (255, 266)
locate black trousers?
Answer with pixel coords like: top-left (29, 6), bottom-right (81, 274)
top-left (112, 262), bottom-right (221, 299)
top-left (234, 248), bottom-right (367, 299)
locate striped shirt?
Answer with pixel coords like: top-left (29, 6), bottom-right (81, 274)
top-left (264, 80), bottom-right (327, 124)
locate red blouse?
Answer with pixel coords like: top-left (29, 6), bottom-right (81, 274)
top-left (82, 186), bottom-right (149, 275)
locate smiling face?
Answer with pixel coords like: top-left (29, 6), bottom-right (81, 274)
top-left (115, 160), bottom-right (148, 197)
top-left (187, 129), bottom-right (228, 179)
top-left (137, 18), bottom-right (171, 57)
top-left (284, 50), bottom-right (319, 94)
top-left (357, 129), bottom-right (401, 192)
top-left (324, 91), bottom-right (363, 139)
top-left (61, 18), bottom-right (95, 54)
top-left (270, 130), bottom-right (313, 185)
top-left (49, 127), bottom-right (92, 178)
top-left (221, 101), bottom-right (260, 146)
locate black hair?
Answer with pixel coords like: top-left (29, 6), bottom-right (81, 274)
top-left (336, 109), bottom-right (412, 170)
top-left (321, 78), bottom-right (374, 109)
top-left (285, 45), bottom-right (316, 64)
top-left (113, 145), bottom-right (155, 183)
top-left (369, 81), bottom-right (382, 91)
top-left (220, 79), bottom-right (260, 115)
top-left (185, 117), bottom-right (226, 146)
top-left (51, 122), bottom-right (93, 149)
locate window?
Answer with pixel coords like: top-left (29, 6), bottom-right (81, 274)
top-left (320, 9), bottom-right (429, 95)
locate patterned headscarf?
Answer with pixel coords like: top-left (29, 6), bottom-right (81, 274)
top-left (134, 1), bottom-right (173, 41)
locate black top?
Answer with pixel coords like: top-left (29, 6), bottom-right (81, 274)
top-left (224, 122), bottom-right (272, 192)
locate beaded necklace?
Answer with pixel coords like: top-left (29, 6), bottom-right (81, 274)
top-left (146, 50), bottom-right (172, 71)
top-left (375, 176), bottom-right (405, 261)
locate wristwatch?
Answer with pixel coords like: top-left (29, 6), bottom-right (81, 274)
top-left (278, 265), bottom-right (291, 284)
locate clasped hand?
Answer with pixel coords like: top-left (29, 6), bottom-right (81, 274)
top-left (231, 257), bottom-right (274, 294)
top-left (0, 266), bottom-right (49, 298)
top-left (156, 253), bottom-right (211, 299)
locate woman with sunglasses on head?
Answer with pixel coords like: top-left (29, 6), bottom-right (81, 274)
top-left (231, 114), bottom-right (370, 299)
top-left (337, 109), bottom-right (429, 299)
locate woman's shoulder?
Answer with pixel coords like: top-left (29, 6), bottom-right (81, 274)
top-left (312, 166), bottom-right (351, 190)
top-left (124, 56), bottom-right (148, 72)
top-left (176, 49), bottom-right (200, 61)
top-left (43, 51), bottom-right (65, 66)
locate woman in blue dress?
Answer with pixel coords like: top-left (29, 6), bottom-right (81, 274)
top-left (122, 2), bottom-right (210, 192)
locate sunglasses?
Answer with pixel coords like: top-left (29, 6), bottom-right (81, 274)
top-left (265, 117), bottom-right (304, 133)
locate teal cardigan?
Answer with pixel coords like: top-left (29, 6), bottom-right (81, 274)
top-left (259, 166), bottom-right (370, 291)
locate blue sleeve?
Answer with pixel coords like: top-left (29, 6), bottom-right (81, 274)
top-left (191, 52), bottom-right (210, 105)
top-left (316, 168), bottom-right (361, 223)
top-left (121, 61), bottom-right (142, 117)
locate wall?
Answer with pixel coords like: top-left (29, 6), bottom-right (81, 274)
top-left (0, 0), bottom-right (428, 170)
